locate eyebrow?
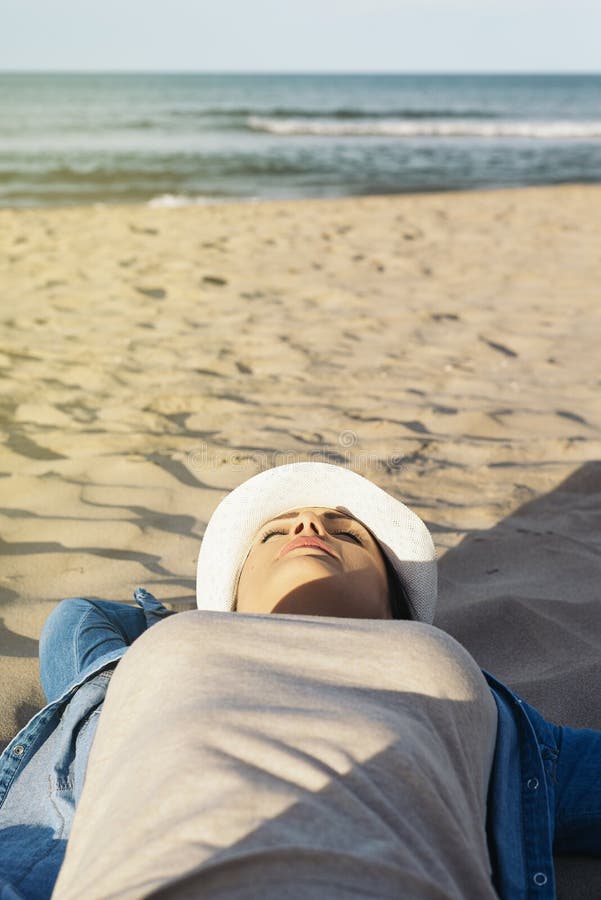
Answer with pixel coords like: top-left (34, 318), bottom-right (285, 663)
top-left (267, 510), bottom-right (357, 523)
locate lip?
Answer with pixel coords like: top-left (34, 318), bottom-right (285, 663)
top-left (277, 536), bottom-right (339, 560)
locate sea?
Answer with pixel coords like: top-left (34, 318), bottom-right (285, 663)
top-left (1, 72), bottom-right (601, 208)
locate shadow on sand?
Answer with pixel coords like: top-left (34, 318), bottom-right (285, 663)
top-left (435, 460), bottom-right (601, 899)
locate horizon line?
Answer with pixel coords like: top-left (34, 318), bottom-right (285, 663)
top-left (1, 68), bottom-right (601, 77)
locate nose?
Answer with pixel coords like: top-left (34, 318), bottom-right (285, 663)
top-left (292, 509), bottom-right (326, 536)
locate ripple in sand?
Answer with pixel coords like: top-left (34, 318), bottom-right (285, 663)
top-left (6, 432), bottom-right (67, 461)
top-left (556, 409), bottom-right (589, 425)
top-left (479, 336), bottom-right (518, 358)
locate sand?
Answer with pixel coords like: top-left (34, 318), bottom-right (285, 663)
top-left (1, 185), bottom-right (600, 896)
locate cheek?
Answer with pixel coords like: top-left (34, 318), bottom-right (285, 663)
top-left (236, 548), bottom-right (272, 599)
top-left (235, 555), bottom-right (256, 603)
top-left (342, 543), bottom-right (380, 571)
top-left (343, 545), bottom-right (388, 590)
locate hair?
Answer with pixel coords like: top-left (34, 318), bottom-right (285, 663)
top-left (382, 552), bottom-right (412, 620)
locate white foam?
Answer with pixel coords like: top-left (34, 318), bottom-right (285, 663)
top-left (147, 193), bottom-right (219, 208)
top-left (247, 117), bottom-right (601, 139)
top-left (147, 194), bottom-right (263, 209)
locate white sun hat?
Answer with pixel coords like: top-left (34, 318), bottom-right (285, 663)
top-left (196, 461), bottom-right (437, 623)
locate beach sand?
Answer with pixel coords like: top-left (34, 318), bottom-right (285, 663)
top-left (1, 185), bottom-right (601, 895)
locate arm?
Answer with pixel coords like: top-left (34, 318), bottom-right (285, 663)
top-left (497, 679), bottom-right (601, 860)
top-left (39, 589), bottom-right (174, 705)
top-left (39, 597), bottom-right (148, 704)
top-left (553, 724), bottom-right (601, 856)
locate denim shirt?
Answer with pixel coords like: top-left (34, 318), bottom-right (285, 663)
top-left (0, 590), bottom-right (599, 900)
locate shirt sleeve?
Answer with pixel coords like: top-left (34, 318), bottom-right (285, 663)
top-left (0, 877), bottom-right (27, 899)
top-left (553, 723), bottom-right (601, 856)
top-left (492, 675), bottom-right (601, 863)
top-left (133, 587), bottom-right (178, 629)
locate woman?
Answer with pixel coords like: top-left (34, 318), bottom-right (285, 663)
top-left (0, 462), bottom-right (599, 899)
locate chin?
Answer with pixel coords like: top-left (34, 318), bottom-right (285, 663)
top-left (272, 593), bottom-right (387, 620)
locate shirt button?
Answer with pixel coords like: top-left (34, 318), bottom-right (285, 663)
top-left (527, 777), bottom-right (540, 791)
top-left (533, 872), bottom-right (548, 886)
top-left (12, 745), bottom-right (25, 757)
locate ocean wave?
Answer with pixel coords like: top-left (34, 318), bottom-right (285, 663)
top-left (146, 193), bottom-right (258, 208)
top-left (247, 117), bottom-right (601, 139)
top-left (170, 106), bottom-right (499, 121)
top-left (147, 193), bottom-right (218, 208)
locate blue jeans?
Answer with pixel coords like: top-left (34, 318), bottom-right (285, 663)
top-left (38, 598), bottom-right (148, 705)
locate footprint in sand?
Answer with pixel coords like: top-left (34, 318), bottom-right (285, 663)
top-left (135, 287), bottom-right (166, 300)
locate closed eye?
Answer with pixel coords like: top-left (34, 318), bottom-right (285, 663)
top-left (260, 528), bottom-right (287, 543)
top-left (260, 526), bottom-right (364, 545)
top-left (333, 529), bottom-right (363, 544)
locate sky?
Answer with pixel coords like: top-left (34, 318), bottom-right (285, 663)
top-left (2, 0), bottom-right (600, 73)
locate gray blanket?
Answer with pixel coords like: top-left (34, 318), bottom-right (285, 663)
top-left (53, 612), bottom-right (499, 899)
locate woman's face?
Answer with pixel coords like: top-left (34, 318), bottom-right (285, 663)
top-left (235, 506), bottom-right (392, 619)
